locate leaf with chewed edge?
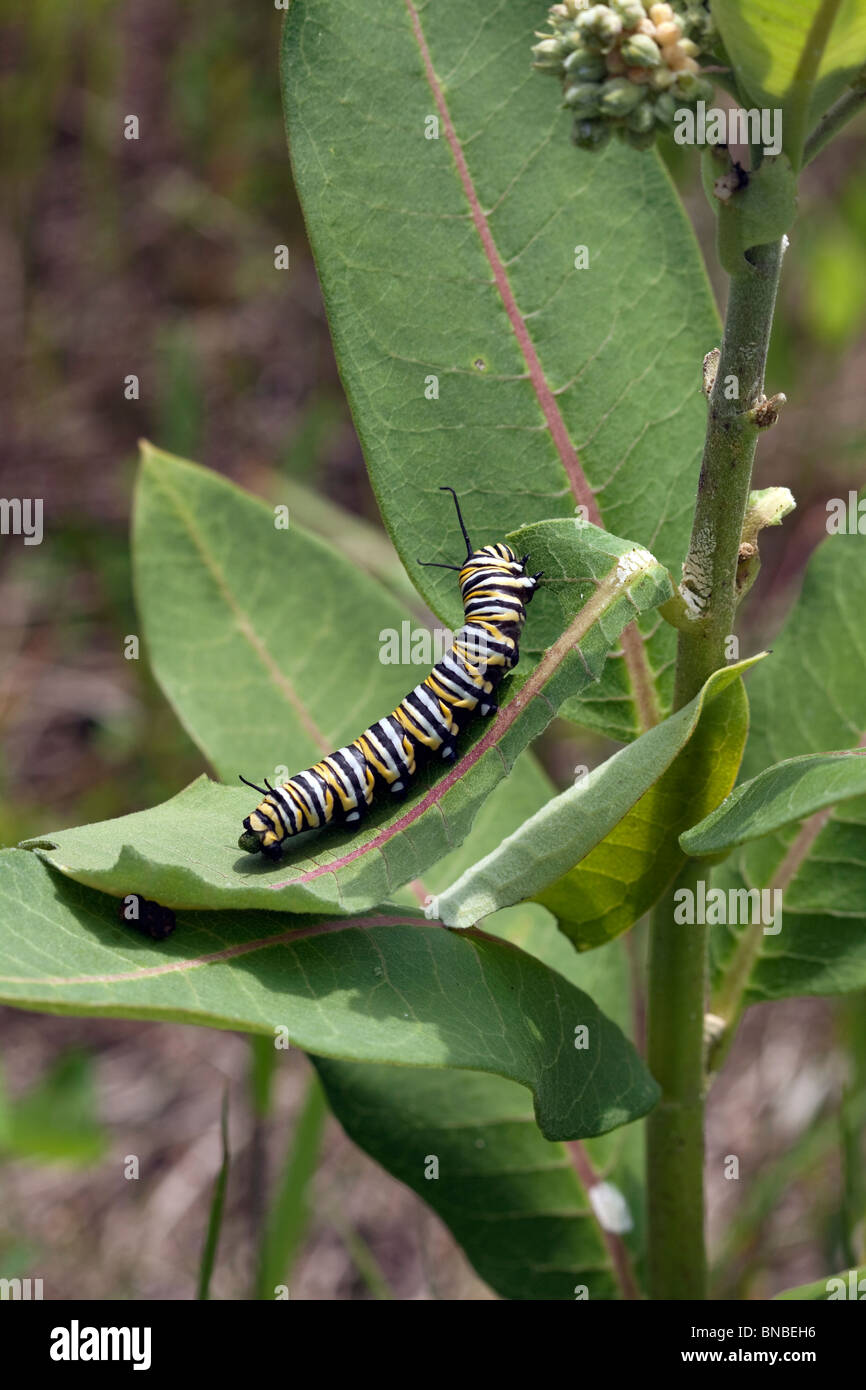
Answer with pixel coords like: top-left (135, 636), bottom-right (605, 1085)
top-left (0, 849), bottom-right (659, 1142)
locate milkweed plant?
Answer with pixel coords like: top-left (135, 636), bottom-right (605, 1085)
top-left (3, 0), bottom-right (866, 1303)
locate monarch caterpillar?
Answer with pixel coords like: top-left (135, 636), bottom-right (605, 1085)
top-left (238, 488), bottom-right (542, 861)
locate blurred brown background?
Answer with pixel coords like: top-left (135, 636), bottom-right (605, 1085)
top-left (1, 0), bottom-right (865, 1299)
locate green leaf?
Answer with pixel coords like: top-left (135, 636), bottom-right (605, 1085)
top-left (281, 0), bottom-right (719, 741)
top-left (681, 750), bottom-right (866, 855)
top-left (709, 497), bottom-right (866, 1007)
top-left (774, 1266), bottom-right (866, 1300)
top-left (418, 742), bottom-right (554, 903)
top-left (314, 1061), bottom-right (632, 1301)
top-left (506, 518), bottom-right (677, 739)
top-left (133, 443), bottom-right (415, 783)
top-left (739, 500), bottom-right (866, 782)
top-left (0, 850), bottom-right (658, 1142)
top-left (543, 666), bottom-right (751, 951)
top-left (429, 659), bottom-right (760, 934)
top-left (711, 0), bottom-right (866, 166)
top-left (27, 518), bottom-right (672, 916)
top-left (315, 932), bottom-right (646, 1300)
top-left (262, 474), bottom-right (423, 609)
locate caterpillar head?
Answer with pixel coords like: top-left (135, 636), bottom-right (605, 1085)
top-left (417, 490), bottom-right (543, 596)
top-left (238, 819), bottom-right (284, 859)
top-left (238, 779), bottom-right (286, 859)
top-left (459, 543), bottom-right (542, 597)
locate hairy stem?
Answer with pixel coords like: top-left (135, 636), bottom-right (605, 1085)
top-left (646, 241), bottom-right (784, 1301)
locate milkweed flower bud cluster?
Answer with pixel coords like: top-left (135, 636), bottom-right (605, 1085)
top-left (532, 1), bottom-right (716, 151)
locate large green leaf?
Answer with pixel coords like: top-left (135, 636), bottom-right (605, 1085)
top-left (681, 750), bottom-right (866, 855)
top-left (709, 502), bottom-right (866, 1007)
top-left (315, 926), bottom-right (646, 1300)
top-left (0, 850), bottom-right (658, 1142)
top-left (539, 677), bottom-right (750, 952)
top-left (281, 0), bottom-right (719, 741)
top-left (711, 0), bottom-right (866, 165)
top-left (265, 474), bottom-right (424, 610)
top-left (428, 659), bottom-right (758, 936)
top-left (27, 517), bottom-right (672, 915)
top-left (133, 443), bottom-right (415, 782)
top-left (314, 1061), bottom-right (632, 1301)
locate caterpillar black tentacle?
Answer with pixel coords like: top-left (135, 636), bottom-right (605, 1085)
top-left (238, 488), bottom-right (541, 862)
top-left (239, 775), bottom-right (269, 796)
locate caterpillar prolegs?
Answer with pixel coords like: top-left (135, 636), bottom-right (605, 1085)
top-left (238, 488), bottom-right (541, 861)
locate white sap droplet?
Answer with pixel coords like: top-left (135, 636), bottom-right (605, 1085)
top-left (588, 1181), bottom-right (633, 1234)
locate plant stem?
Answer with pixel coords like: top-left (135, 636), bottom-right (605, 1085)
top-left (646, 241), bottom-right (784, 1301)
top-left (674, 240), bottom-right (784, 710)
top-left (803, 78), bottom-right (866, 167)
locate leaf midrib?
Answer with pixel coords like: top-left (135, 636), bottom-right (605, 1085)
top-left (402, 0), bottom-right (660, 731)
top-left (143, 453), bottom-right (332, 755)
top-left (0, 913), bottom-right (432, 988)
